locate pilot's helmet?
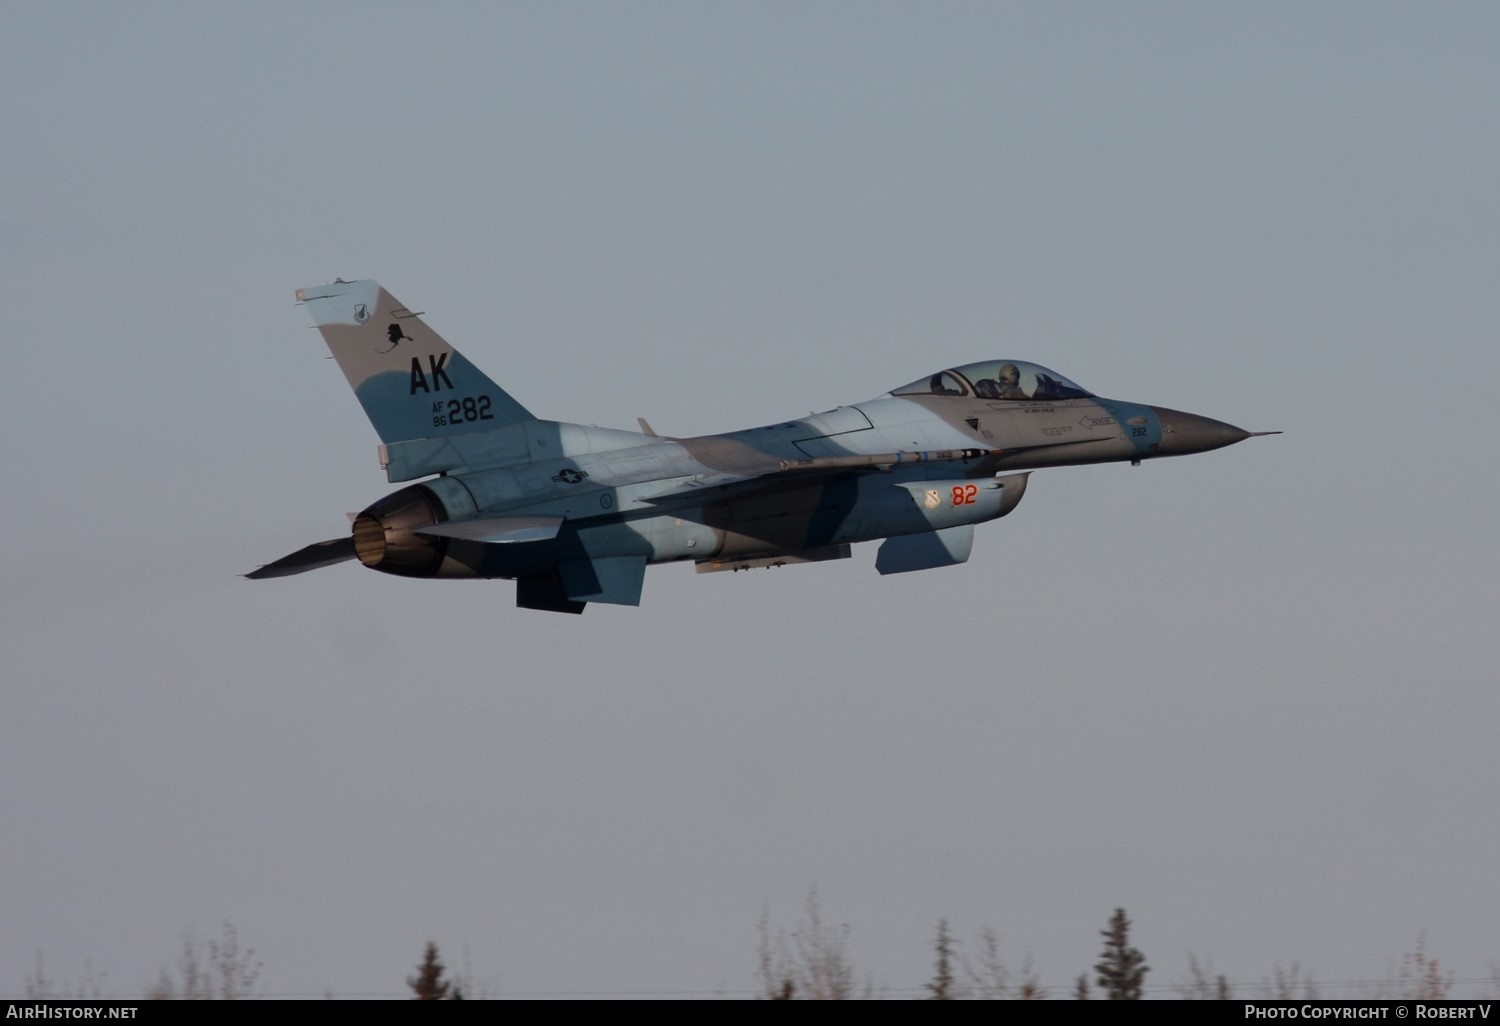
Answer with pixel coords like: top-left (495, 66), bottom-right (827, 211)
top-left (998, 363), bottom-right (1020, 385)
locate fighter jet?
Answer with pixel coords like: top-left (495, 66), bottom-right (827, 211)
top-left (249, 280), bottom-right (1275, 613)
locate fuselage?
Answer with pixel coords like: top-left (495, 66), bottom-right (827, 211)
top-left (253, 282), bottom-right (1269, 612)
top-left (352, 385), bottom-right (1244, 581)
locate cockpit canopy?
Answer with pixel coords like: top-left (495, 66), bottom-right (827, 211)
top-left (889, 360), bottom-right (1093, 402)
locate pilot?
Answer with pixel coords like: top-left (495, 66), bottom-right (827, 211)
top-left (975, 364), bottom-right (1027, 400)
top-left (996, 363), bottom-right (1027, 399)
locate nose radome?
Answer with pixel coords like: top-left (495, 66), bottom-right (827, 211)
top-left (1150, 406), bottom-right (1252, 455)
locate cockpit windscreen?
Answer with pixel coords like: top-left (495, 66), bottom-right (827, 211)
top-left (889, 361), bottom-right (1093, 401)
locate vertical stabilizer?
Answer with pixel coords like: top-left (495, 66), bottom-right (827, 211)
top-left (297, 280), bottom-right (534, 443)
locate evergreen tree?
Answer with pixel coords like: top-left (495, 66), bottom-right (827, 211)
top-left (408, 942), bottom-right (451, 1000)
top-left (1094, 908), bottom-right (1148, 1000)
top-left (926, 920), bottom-right (957, 1000)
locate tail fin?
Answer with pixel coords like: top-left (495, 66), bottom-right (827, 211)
top-left (296, 280), bottom-right (534, 444)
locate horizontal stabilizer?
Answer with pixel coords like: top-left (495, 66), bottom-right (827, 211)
top-left (245, 537), bottom-right (356, 579)
top-left (415, 516), bottom-right (563, 544)
top-left (875, 525), bottom-right (974, 575)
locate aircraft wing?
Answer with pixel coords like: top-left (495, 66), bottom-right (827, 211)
top-left (628, 439), bottom-right (1125, 506)
top-left (244, 537), bottom-right (357, 579)
top-left (635, 447), bottom-right (1000, 505)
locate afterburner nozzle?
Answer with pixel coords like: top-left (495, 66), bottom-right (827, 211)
top-left (352, 484), bottom-right (449, 577)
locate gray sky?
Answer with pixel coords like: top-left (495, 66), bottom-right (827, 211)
top-left (3, 1), bottom-right (1496, 999)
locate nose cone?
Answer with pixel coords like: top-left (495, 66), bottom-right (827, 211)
top-left (1151, 406), bottom-right (1251, 456)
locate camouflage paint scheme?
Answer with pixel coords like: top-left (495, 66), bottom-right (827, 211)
top-left (249, 280), bottom-right (1272, 613)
